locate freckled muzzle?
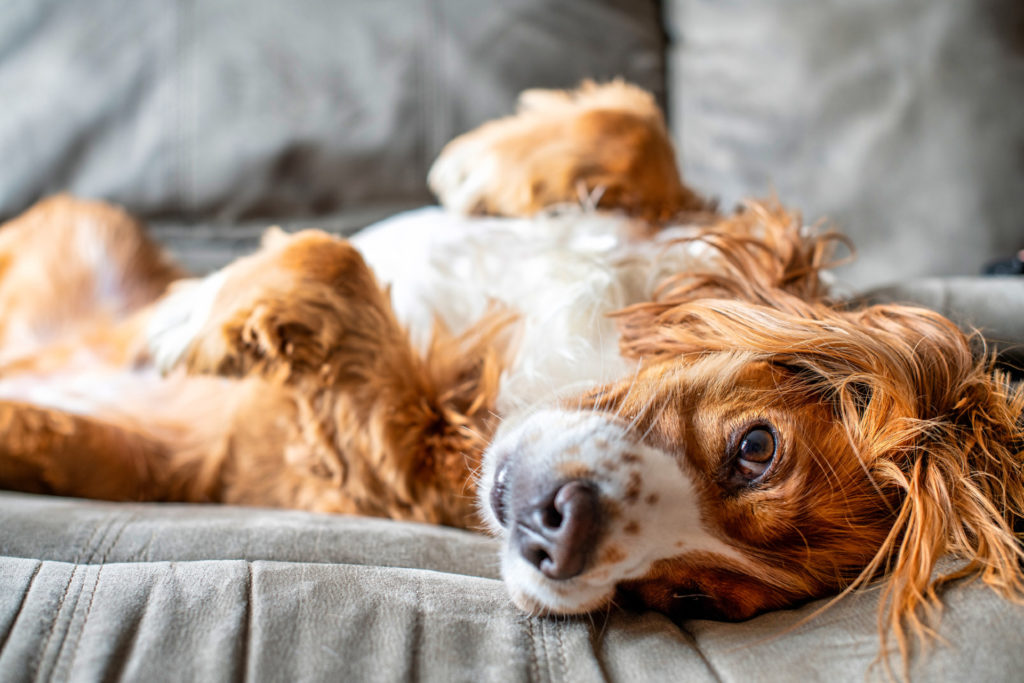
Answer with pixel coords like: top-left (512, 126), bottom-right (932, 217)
top-left (482, 409), bottom-right (734, 616)
top-left (485, 411), bottom-right (632, 586)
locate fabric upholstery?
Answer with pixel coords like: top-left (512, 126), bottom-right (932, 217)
top-left (665, 0), bottom-right (1024, 288)
top-left (3, 493), bottom-right (1023, 681)
top-left (0, 0), bottom-right (666, 225)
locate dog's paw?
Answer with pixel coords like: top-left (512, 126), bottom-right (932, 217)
top-left (428, 80), bottom-right (705, 221)
top-left (147, 229), bottom-right (388, 381)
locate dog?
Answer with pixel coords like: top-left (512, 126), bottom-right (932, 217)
top-left (0, 81), bottom-right (1021, 665)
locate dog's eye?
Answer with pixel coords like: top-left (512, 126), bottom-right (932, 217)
top-left (734, 427), bottom-right (776, 482)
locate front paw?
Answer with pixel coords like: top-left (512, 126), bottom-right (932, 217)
top-left (229, 297), bottom-right (348, 379)
top-left (147, 229), bottom-right (383, 380)
top-left (428, 80), bottom-right (705, 221)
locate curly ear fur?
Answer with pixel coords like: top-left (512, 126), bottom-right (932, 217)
top-left (625, 200), bottom-right (848, 330)
top-left (617, 279), bottom-right (1024, 665)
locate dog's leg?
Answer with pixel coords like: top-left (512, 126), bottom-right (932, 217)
top-left (146, 229), bottom-right (396, 380)
top-left (428, 80), bottom-right (708, 221)
top-left (0, 400), bottom-right (171, 501)
top-left (0, 196), bottom-right (184, 360)
top-left (145, 229), bottom-right (507, 525)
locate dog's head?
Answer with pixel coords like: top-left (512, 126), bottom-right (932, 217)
top-left (479, 222), bottom-right (1024, 653)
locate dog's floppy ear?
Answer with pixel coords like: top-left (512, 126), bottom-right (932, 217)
top-left (623, 201), bottom-right (846, 327)
top-left (618, 295), bottom-right (1024, 657)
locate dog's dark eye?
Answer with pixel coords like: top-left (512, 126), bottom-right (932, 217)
top-left (734, 427), bottom-right (776, 482)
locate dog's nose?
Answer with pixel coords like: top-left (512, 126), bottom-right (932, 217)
top-left (512, 480), bottom-right (602, 580)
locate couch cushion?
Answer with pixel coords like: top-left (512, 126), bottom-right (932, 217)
top-left (0, 0), bottom-right (667, 225)
top-left (665, 0), bottom-right (1024, 288)
top-left (2, 492), bottom-right (1023, 681)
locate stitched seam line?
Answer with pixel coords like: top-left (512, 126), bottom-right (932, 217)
top-left (678, 622), bottom-right (724, 683)
top-left (35, 514), bottom-right (120, 681)
top-left (408, 579), bottom-right (423, 682)
top-left (48, 566), bottom-right (97, 683)
top-left (526, 618), bottom-right (542, 683)
top-left (236, 561), bottom-right (253, 683)
top-left (538, 619), bottom-right (553, 683)
top-left (30, 565), bottom-right (78, 683)
top-left (0, 556), bottom-right (503, 581)
top-left (58, 513), bottom-right (134, 679)
top-left (555, 624), bottom-right (568, 683)
top-left (0, 560), bottom-right (42, 653)
top-left (71, 515), bottom-right (106, 566)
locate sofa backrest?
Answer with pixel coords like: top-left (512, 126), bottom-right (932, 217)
top-left (3, 1), bottom-right (1022, 289)
top-left (664, 0), bottom-right (1024, 287)
top-left (0, 0), bottom-right (667, 223)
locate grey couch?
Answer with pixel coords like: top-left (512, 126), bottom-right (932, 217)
top-left (2, 1), bottom-right (1023, 681)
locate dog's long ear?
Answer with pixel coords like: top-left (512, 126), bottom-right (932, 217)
top-left (618, 297), bottom-right (1024, 656)
top-left (630, 201), bottom-right (848, 325)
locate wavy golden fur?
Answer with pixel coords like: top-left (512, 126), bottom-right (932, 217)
top-left (614, 208), bottom-right (1024, 663)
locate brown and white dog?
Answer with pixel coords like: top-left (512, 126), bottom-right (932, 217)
top-left (0, 81), bottom-right (1022, 663)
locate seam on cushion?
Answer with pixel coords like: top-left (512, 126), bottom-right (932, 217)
top-left (408, 579), bottom-right (423, 682)
top-left (0, 552), bottom-right (501, 581)
top-left (554, 624), bottom-right (568, 683)
top-left (525, 618), bottom-right (542, 683)
top-left (30, 564), bottom-right (79, 683)
top-left (237, 561), bottom-right (253, 683)
top-left (0, 560), bottom-right (42, 653)
top-left (534, 619), bottom-right (547, 683)
top-left (0, 555), bottom-right (503, 575)
top-left (676, 622), bottom-right (725, 683)
top-left (71, 515), bottom-right (107, 566)
top-left (538, 618), bottom-right (556, 683)
top-left (57, 514), bottom-right (134, 680)
top-left (50, 566), bottom-right (99, 683)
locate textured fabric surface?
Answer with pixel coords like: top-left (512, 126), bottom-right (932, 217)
top-left (0, 0), bottom-right (666, 224)
top-left (666, 0), bottom-right (1024, 288)
top-left (2, 493), bottom-right (1023, 682)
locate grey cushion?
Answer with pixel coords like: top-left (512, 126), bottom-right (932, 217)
top-left (665, 0), bottom-right (1024, 288)
top-left (0, 0), bottom-right (666, 224)
top-left (2, 492), bottom-right (1023, 681)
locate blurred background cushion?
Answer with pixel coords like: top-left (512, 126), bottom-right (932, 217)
top-left (0, 0), bottom-right (666, 224)
top-left (665, 0), bottom-right (1024, 288)
top-left (2, 1), bottom-right (1021, 291)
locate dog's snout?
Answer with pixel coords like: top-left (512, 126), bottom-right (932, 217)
top-left (513, 479), bottom-right (602, 580)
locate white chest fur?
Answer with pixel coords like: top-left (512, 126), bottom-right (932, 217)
top-left (352, 208), bottom-right (715, 414)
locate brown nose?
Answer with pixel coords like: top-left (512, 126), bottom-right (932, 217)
top-left (512, 480), bottom-right (603, 580)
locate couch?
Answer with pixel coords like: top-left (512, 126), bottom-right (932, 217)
top-left (1, 1), bottom-right (1022, 680)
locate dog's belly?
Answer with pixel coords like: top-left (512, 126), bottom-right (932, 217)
top-left (0, 353), bottom-right (236, 432)
top-left (0, 366), bottom-right (159, 417)
top-left (353, 207), bottom-right (712, 413)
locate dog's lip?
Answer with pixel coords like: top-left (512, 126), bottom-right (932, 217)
top-left (504, 552), bottom-right (619, 614)
top-left (489, 456), bottom-right (512, 527)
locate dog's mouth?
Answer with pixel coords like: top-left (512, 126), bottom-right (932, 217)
top-left (488, 456), bottom-right (511, 528)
